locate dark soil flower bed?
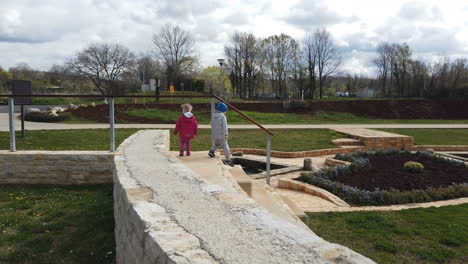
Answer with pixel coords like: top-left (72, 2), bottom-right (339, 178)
top-left (335, 154), bottom-right (468, 191)
top-left (297, 151), bottom-right (468, 205)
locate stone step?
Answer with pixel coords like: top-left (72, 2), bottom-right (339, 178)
top-left (332, 138), bottom-right (362, 146)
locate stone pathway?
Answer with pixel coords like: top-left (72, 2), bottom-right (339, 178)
top-left (121, 130), bottom-right (375, 264)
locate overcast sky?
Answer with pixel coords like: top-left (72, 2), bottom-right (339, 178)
top-left (1, 0), bottom-right (467, 76)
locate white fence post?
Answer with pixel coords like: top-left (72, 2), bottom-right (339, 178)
top-left (266, 134), bottom-right (271, 185)
top-left (8, 97), bottom-right (16, 152)
top-left (109, 97), bottom-right (115, 152)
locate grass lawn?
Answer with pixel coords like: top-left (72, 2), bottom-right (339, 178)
top-left (379, 129), bottom-right (468, 145)
top-left (124, 109), bottom-right (468, 125)
top-left (0, 129), bottom-right (343, 152)
top-left (0, 184), bottom-right (115, 264)
top-left (307, 204), bottom-right (468, 264)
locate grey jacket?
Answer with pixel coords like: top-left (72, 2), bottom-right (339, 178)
top-left (211, 111), bottom-right (228, 139)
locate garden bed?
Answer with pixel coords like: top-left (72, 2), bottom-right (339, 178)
top-left (297, 151), bottom-right (468, 206)
top-left (334, 154), bottom-right (468, 191)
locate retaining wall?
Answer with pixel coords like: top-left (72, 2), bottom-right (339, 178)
top-left (0, 151), bottom-right (114, 184)
top-left (113, 130), bottom-right (375, 264)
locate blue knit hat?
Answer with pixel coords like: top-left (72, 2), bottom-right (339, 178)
top-left (217, 102), bottom-right (228, 112)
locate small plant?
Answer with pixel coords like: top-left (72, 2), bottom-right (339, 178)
top-left (404, 161), bottom-right (424, 173)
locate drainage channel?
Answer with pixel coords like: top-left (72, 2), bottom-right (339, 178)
top-left (232, 157), bottom-right (302, 179)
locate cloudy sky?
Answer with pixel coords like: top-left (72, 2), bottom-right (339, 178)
top-left (1, 0), bottom-right (467, 76)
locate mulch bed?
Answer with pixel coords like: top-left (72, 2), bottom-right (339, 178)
top-left (335, 154), bottom-right (468, 191)
top-left (68, 104), bottom-right (175, 124)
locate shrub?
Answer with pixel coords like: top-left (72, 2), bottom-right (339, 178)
top-left (24, 111), bottom-right (71, 122)
top-left (404, 161), bottom-right (424, 173)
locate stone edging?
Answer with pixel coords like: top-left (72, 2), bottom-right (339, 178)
top-left (412, 145), bottom-right (468, 151)
top-left (278, 179), bottom-right (349, 207)
top-left (225, 146), bottom-right (363, 158)
top-left (325, 158), bottom-right (350, 167)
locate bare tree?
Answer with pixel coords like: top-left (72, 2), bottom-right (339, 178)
top-left (152, 24), bottom-right (197, 89)
top-left (136, 55), bottom-right (161, 83)
top-left (373, 42), bottom-right (393, 97)
top-left (291, 42), bottom-right (307, 98)
top-left (303, 33), bottom-right (317, 98)
top-left (262, 34), bottom-right (297, 98)
top-left (313, 29), bottom-right (342, 98)
top-left (224, 32), bottom-right (260, 98)
top-left (67, 43), bottom-right (135, 95)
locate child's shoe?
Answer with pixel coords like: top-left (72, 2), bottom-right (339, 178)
top-left (222, 159), bottom-right (233, 166)
top-left (179, 153), bottom-right (184, 157)
top-left (186, 152), bottom-right (191, 156)
top-left (208, 150), bottom-right (215, 157)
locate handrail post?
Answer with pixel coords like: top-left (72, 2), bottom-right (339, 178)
top-left (109, 97), bottom-right (115, 152)
top-left (210, 97), bottom-right (215, 120)
top-left (8, 97), bottom-right (16, 152)
top-left (266, 134), bottom-right (271, 185)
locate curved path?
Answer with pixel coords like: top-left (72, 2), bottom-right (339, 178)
top-left (118, 130), bottom-right (375, 263)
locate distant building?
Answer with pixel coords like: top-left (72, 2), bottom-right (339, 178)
top-left (356, 88), bottom-right (376, 98)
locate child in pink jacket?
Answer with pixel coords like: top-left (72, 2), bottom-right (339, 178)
top-left (174, 104), bottom-right (198, 156)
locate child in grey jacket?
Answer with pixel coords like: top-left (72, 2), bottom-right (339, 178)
top-left (208, 102), bottom-right (231, 165)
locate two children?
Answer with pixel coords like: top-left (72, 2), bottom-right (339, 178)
top-left (173, 102), bottom-right (231, 165)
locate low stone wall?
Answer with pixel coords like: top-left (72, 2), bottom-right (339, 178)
top-left (226, 146), bottom-right (363, 158)
top-left (113, 131), bottom-right (216, 264)
top-left (0, 151), bottom-right (114, 184)
top-left (359, 136), bottom-right (414, 150)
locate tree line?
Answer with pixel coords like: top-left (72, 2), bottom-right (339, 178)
top-left (224, 29), bottom-right (341, 99)
top-left (374, 42), bottom-right (468, 98)
top-left (2, 23), bottom-right (467, 99)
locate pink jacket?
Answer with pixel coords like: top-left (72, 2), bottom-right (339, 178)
top-left (174, 112), bottom-right (198, 139)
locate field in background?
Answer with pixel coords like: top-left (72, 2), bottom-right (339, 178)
top-left (0, 129), bottom-right (344, 152)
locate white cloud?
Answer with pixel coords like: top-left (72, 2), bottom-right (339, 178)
top-left (0, 0), bottom-right (466, 75)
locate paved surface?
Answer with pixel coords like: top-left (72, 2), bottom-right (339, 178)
top-left (122, 130), bottom-right (374, 264)
top-left (333, 127), bottom-right (412, 138)
top-left (176, 151), bottom-right (309, 230)
top-left (2, 113), bottom-right (468, 131)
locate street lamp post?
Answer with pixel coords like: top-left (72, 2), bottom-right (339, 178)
top-left (217, 58), bottom-right (225, 98)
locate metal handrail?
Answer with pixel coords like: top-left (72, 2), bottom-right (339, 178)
top-left (213, 95), bottom-right (274, 135)
top-left (1, 94), bottom-right (212, 98)
top-left (5, 93), bottom-right (275, 184)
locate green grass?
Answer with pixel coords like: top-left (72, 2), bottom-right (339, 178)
top-left (379, 129), bottom-right (468, 145)
top-left (30, 97), bottom-right (99, 105)
top-left (0, 129), bottom-right (343, 152)
top-left (123, 109), bottom-right (468, 125)
top-left (307, 204), bottom-right (468, 264)
top-left (0, 184), bottom-right (115, 264)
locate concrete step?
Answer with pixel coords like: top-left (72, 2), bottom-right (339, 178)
top-left (332, 138), bottom-right (362, 146)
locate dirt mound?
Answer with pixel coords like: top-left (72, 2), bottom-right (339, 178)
top-left (335, 154), bottom-right (468, 191)
top-left (307, 99), bottom-right (468, 119)
top-left (69, 104), bottom-right (174, 124)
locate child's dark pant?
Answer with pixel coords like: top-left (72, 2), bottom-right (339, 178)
top-left (179, 138), bottom-right (191, 155)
